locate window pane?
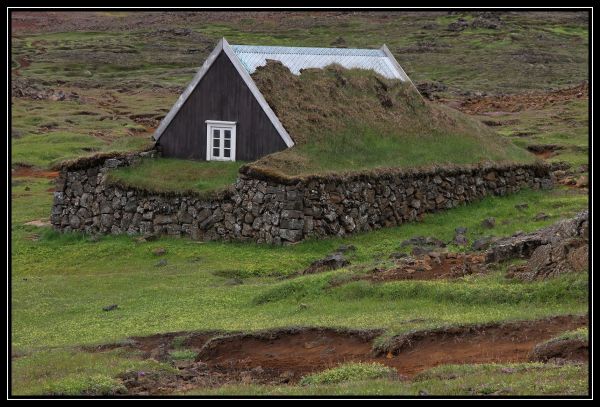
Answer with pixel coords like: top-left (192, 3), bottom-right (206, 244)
top-left (213, 148), bottom-right (220, 157)
top-left (213, 138), bottom-right (220, 148)
top-left (223, 149), bottom-right (230, 158)
top-left (224, 130), bottom-right (231, 139)
top-left (224, 139), bottom-right (230, 148)
top-left (213, 129), bottom-right (220, 138)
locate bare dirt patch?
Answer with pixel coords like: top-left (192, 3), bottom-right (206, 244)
top-left (12, 56), bottom-right (30, 76)
top-left (104, 315), bottom-right (586, 394)
top-left (12, 165), bottom-right (59, 179)
top-left (377, 315), bottom-right (587, 376)
top-left (24, 219), bottom-right (51, 227)
top-left (368, 252), bottom-right (486, 282)
top-left (456, 82), bottom-right (588, 115)
top-left (526, 144), bottom-right (565, 159)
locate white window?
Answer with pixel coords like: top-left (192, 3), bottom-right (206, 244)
top-left (206, 120), bottom-right (237, 161)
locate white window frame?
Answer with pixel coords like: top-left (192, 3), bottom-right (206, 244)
top-left (206, 120), bottom-right (237, 161)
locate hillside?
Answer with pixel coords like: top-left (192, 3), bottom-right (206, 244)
top-left (10, 10), bottom-right (589, 397)
top-left (246, 61), bottom-right (534, 179)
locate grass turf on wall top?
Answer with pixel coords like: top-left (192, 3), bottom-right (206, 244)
top-left (245, 61), bottom-right (535, 179)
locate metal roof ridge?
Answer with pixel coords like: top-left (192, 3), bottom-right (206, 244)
top-left (231, 44), bottom-right (386, 54)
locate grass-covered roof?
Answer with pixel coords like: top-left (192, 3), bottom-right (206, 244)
top-left (243, 60), bottom-right (535, 179)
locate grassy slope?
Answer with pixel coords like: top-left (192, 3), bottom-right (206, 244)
top-left (246, 63), bottom-right (534, 178)
top-left (12, 173), bottom-right (588, 394)
top-left (493, 97), bottom-right (589, 168)
top-left (11, 11), bottom-right (588, 172)
top-left (12, 176), bottom-right (587, 349)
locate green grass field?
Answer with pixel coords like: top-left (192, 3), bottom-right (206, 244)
top-left (186, 363), bottom-right (588, 396)
top-left (11, 10), bottom-right (589, 396)
top-left (11, 172), bottom-right (588, 394)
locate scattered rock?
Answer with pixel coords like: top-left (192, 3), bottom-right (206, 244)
top-left (300, 252), bottom-right (349, 275)
top-left (401, 236), bottom-right (446, 250)
top-left (103, 304), bottom-right (118, 312)
top-left (152, 247), bottom-right (167, 256)
top-left (472, 236), bottom-right (494, 251)
top-left (486, 210), bottom-right (588, 265)
top-left (507, 237), bottom-right (588, 281)
top-left (416, 82), bottom-right (448, 100)
top-left (336, 244), bottom-right (356, 254)
top-left (422, 23), bottom-right (439, 30)
top-left (455, 227), bottom-right (468, 235)
top-left (279, 370), bottom-right (295, 383)
top-left (481, 217), bottom-right (496, 229)
top-left (453, 227), bottom-right (469, 246)
top-left (531, 338), bottom-right (588, 362)
top-left (575, 175), bottom-right (588, 188)
top-left (471, 13), bottom-right (503, 29)
top-left (389, 252), bottom-right (408, 259)
top-left (330, 36), bottom-right (347, 48)
top-left (515, 203), bottom-right (529, 211)
top-left (155, 259), bottom-right (168, 267)
top-left (533, 212), bottom-right (550, 221)
top-left (11, 128), bottom-right (23, 139)
top-left (447, 18), bottom-right (469, 31)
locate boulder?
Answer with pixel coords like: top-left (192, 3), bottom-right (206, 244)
top-left (301, 252), bottom-right (349, 275)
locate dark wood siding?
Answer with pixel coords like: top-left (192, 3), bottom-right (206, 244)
top-left (156, 51), bottom-right (288, 161)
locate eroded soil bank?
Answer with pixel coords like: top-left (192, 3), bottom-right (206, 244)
top-left (86, 315), bottom-right (587, 395)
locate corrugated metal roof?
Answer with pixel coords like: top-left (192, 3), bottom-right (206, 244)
top-left (231, 45), bottom-right (407, 81)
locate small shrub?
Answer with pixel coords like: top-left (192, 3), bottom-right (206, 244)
top-left (171, 335), bottom-right (189, 349)
top-left (169, 349), bottom-right (198, 361)
top-left (299, 362), bottom-right (397, 386)
top-left (545, 327), bottom-right (588, 344)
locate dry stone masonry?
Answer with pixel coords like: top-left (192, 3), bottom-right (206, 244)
top-left (51, 152), bottom-right (555, 245)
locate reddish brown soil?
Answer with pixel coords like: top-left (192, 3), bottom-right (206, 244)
top-left (105, 315), bottom-right (587, 394)
top-left (12, 56), bottom-right (30, 76)
top-left (198, 328), bottom-right (379, 381)
top-left (456, 82), bottom-right (588, 115)
top-left (200, 316), bottom-right (586, 379)
top-left (367, 253), bottom-right (486, 282)
top-left (380, 315), bottom-right (586, 376)
top-left (12, 165), bottom-right (58, 179)
top-left (526, 144), bottom-right (565, 159)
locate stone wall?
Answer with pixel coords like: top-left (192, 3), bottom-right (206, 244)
top-left (51, 153), bottom-right (555, 244)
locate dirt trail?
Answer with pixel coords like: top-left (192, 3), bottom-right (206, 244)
top-left (12, 165), bottom-right (58, 179)
top-left (102, 315), bottom-right (586, 394)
